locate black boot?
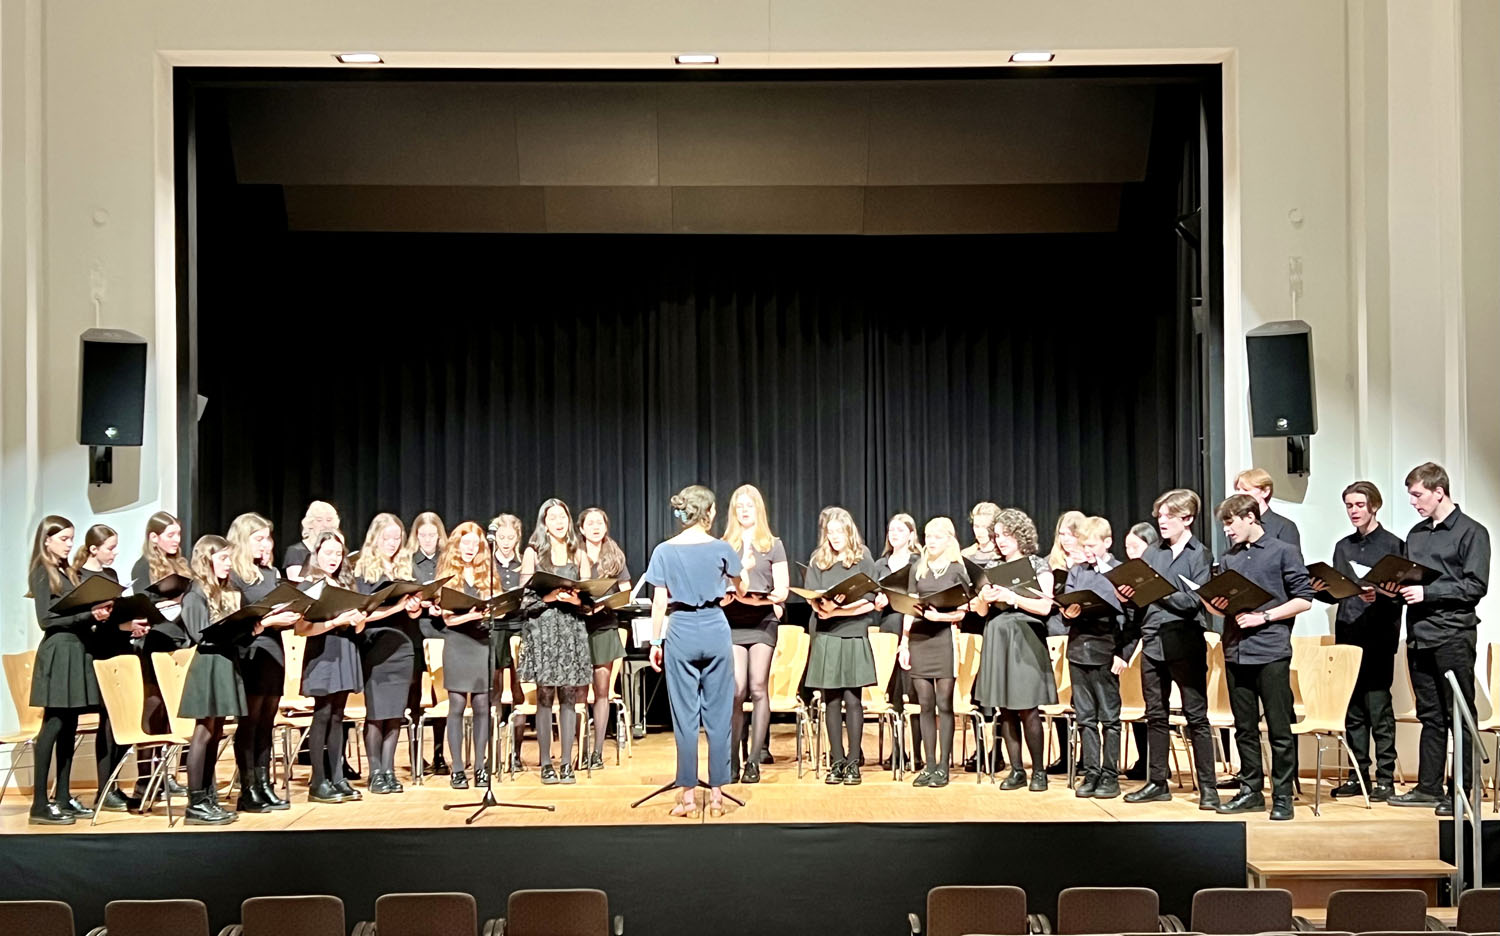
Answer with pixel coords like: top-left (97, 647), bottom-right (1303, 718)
top-left (236, 771), bottom-right (273, 813)
top-left (185, 789), bottom-right (234, 826)
top-left (308, 779), bottom-right (345, 804)
top-left (257, 768), bottom-right (290, 811)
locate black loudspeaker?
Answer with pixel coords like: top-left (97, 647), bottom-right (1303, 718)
top-left (78, 328), bottom-right (147, 446)
top-left (1246, 320), bottom-right (1316, 436)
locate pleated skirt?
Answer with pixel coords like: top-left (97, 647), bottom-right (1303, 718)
top-left (29, 632), bottom-right (99, 709)
top-left (178, 649), bottom-right (248, 718)
top-left (972, 613), bottom-right (1058, 710)
top-left (805, 632), bottom-right (876, 690)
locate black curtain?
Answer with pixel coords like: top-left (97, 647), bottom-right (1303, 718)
top-left (196, 230), bottom-right (1187, 572)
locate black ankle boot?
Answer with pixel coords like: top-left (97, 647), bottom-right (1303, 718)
top-left (257, 768), bottom-right (290, 810)
top-left (236, 773), bottom-right (273, 813)
top-left (185, 789), bottom-right (234, 826)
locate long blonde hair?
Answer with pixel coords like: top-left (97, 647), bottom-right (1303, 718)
top-left (438, 521), bottom-right (494, 598)
top-left (723, 484), bottom-right (776, 556)
top-left (299, 500), bottom-right (340, 548)
top-left (402, 511), bottom-right (447, 563)
top-left (1047, 509), bottom-right (1087, 571)
top-left (227, 512), bottom-right (273, 585)
top-left (914, 517), bottom-right (962, 581)
top-left (354, 513), bottom-right (412, 584)
top-left (140, 510), bottom-right (190, 582)
top-left (882, 512), bottom-right (921, 558)
top-left (190, 534), bottom-right (241, 619)
top-left (811, 506), bottom-right (866, 571)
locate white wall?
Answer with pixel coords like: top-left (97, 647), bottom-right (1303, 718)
top-left (1, 1), bottom-right (1495, 744)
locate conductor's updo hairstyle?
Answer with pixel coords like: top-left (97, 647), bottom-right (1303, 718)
top-left (670, 485), bottom-right (716, 530)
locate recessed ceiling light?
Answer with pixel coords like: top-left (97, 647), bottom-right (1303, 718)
top-left (335, 52), bottom-right (383, 65)
top-left (1009, 51), bottom-right (1056, 64)
top-left (674, 53), bottom-right (720, 65)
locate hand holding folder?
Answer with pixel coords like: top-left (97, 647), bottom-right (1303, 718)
top-left (1103, 558), bottom-right (1176, 608)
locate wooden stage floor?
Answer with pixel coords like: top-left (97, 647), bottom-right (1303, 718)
top-left (0, 721), bottom-right (1451, 864)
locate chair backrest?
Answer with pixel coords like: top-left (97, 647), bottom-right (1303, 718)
top-left (1324, 888), bottom-right (1429, 934)
top-left (1204, 633), bottom-right (1232, 722)
top-left (1458, 888), bottom-right (1498, 934)
top-left (925, 885), bottom-right (1028, 936)
top-left (1290, 633), bottom-right (1336, 709)
top-left (1056, 886), bottom-right (1159, 935)
top-left (374, 892), bottom-right (477, 936)
top-left (1391, 641), bottom-right (1418, 720)
top-left (0, 900), bottom-right (74, 936)
top-left (1190, 887), bottom-right (1294, 934)
top-left (242, 895), bottom-right (345, 936)
top-left (767, 624), bottom-right (810, 708)
top-left (93, 655), bottom-right (149, 745)
top-left (105, 899), bottom-right (210, 936)
top-left (282, 631), bottom-right (311, 705)
top-left (1046, 635), bottom-right (1071, 704)
top-left (151, 649), bottom-right (200, 738)
top-left (2, 651), bottom-right (44, 737)
top-left (866, 629), bottom-right (900, 708)
top-left (1118, 645), bottom-right (1147, 720)
top-left (1478, 644), bottom-right (1499, 730)
top-left (1296, 644), bottom-right (1364, 730)
top-left (425, 637), bottom-right (445, 672)
top-left (955, 633), bottom-right (983, 702)
top-left (505, 889), bottom-right (610, 936)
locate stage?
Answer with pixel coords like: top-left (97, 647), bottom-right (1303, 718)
top-left (0, 724), bottom-right (1473, 936)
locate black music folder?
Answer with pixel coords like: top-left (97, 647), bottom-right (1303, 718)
top-left (984, 557), bottom-right (1043, 596)
top-left (438, 588), bottom-right (487, 614)
top-left (878, 564), bottom-right (911, 592)
top-left (1104, 559), bottom-right (1177, 608)
top-left (789, 572), bottom-right (880, 606)
top-left (200, 602), bottom-right (274, 645)
top-left (882, 582), bottom-right (973, 616)
top-left (50, 574), bottom-right (125, 615)
top-left (1187, 571), bottom-right (1273, 618)
top-left (107, 593), bottom-right (168, 628)
top-left (1053, 588), bottom-right (1118, 617)
top-left (302, 584), bottom-right (371, 623)
top-left (525, 571), bottom-right (620, 601)
top-left (1361, 554), bottom-right (1440, 588)
top-left (1306, 562), bottom-right (1364, 601)
top-left (143, 573), bottom-right (191, 602)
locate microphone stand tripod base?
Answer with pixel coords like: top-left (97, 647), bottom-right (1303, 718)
top-left (631, 779), bottom-right (746, 809)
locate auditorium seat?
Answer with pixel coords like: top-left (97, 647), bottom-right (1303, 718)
top-left (97, 899), bottom-right (210, 936)
top-left (1458, 889), bottom-right (1499, 934)
top-left (0, 900), bottom-right (74, 936)
top-left (353, 892), bottom-right (477, 936)
top-left (1190, 887), bottom-right (1295, 934)
top-left (907, 884), bottom-right (1029, 936)
top-left (1324, 890), bottom-right (1430, 934)
top-left (864, 628), bottom-right (905, 777)
top-left (218, 895), bottom-right (345, 936)
top-left (1290, 644), bottom-right (1369, 815)
top-left (493, 888), bottom-right (623, 936)
top-left (764, 624), bottom-right (813, 777)
top-left (1055, 886), bottom-right (1160, 934)
top-left (1, 651), bottom-right (44, 808)
top-left (92, 654), bottom-right (193, 826)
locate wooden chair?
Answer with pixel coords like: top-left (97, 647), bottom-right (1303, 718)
top-left (1291, 643), bottom-right (1368, 815)
top-left (351, 892), bottom-right (477, 936)
top-left (495, 888), bottom-right (623, 936)
top-left (221, 895), bottom-right (345, 936)
top-left (1324, 889), bottom-right (1429, 934)
top-left (273, 631), bottom-right (314, 794)
top-left (90, 654), bottom-right (193, 826)
top-left (1118, 644), bottom-right (1148, 773)
top-left (1289, 633), bottom-right (1336, 718)
top-left (1055, 886), bottom-right (1161, 935)
top-left (1040, 635), bottom-right (1074, 773)
top-left (0, 900), bottom-right (74, 936)
top-left (908, 885), bottom-right (1029, 936)
top-left (951, 633), bottom-right (987, 775)
top-left (764, 624), bottom-right (813, 777)
top-left (864, 628), bottom-right (905, 778)
top-left (1189, 886), bottom-right (1294, 934)
top-left (0, 651), bottom-right (44, 807)
top-left (98, 899), bottom-right (210, 936)
top-left (1204, 633), bottom-right (1237, 774)
top-left (1477, 644), bottom-right (1498, 813)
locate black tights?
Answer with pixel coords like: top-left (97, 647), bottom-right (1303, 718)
top-left (95, 707), bottom-right (126, 798)
top-left (308, 691), bottom-right (349, 788)
top-left (823, 688), bottom-right (864, 763)
top-left (998, 708), bottom-right (1046, 772)
top-left (365, 718), bottom-right (404, 775)
top-left (233, 693), bottom-right (280, 782)
top-left (536, 686), bottom-right (579, 768)
top-left (733, 644), bottom-right (773, 768)
top-left (186, 717), bottom-right (226, 792)
top-left (32, 708), bottom-right (79, 809)
top-left (445, 692), bottom-right (490, 772)
top-left (590, 665), bottom-right (613, 756)
top-left (913, 677), bottom-right (955, 769)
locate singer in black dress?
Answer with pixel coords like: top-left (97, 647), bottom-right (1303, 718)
top-left (352, 513), bottom-right (421, 794)
top-left (872, 513), bottom-right (921, 769)
top-left (405, 511), bottom-right (448, 773)
top-left (578, 507), bottom-right (632, 771)
top-left (71, 525), bottom-right (137, 812)
top-left (436, 521), bottom-right (498, 788)
top-left (294, 531), bottom-right (368, 805)
top-left (487, 513), bottom-right (527, 770)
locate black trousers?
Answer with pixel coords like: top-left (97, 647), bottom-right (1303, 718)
top-left (1345, 683), bottom-right (1397, 785)
top-left (1070, 662), bottom-right (1121, 780)
top-left (1226, 658), bottom-right (1295, 798)
top-left (1407, 641), bottom-right (1477, 795)
top-left (1141, 653), bottom-right (1217, 789)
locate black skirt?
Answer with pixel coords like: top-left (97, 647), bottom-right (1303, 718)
top-left (361, 625), bottom-right (416, 720)
top-left (441, 624), bottom-right (491, 694)
top-left (906, 624), bottom-right (956, 680)
top-left (178, 648), bottom-right (248, 718)
top-left (239, 642), bottom-right (286, 697)
top-left (30, 632), bottom-right (99, 710)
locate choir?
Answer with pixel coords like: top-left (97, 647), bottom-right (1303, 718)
top-left (19, 459), bottom-right (1491, 824)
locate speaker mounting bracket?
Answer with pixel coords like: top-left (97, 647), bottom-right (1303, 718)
top-left (88, 445), bottom-right (113, 485)
top-left (1286, 435), bottom-right (1310, 477)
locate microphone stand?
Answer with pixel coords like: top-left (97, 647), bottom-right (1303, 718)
top-left (445, 589), bottom-right (554, 823)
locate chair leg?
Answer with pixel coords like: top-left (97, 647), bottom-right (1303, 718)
top-left (1312, 734), bottom-right (1323, 817)
top-left (1335, 733), bottom-right (1372, 809)
top-left (0, 740), bottom-right (31, 807)
top-left (89, 744), bottom-right (136, 827)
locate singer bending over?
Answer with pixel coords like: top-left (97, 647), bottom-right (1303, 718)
top-left (645, 485), bottom-right (749, 818)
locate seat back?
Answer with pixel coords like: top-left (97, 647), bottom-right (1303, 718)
top-left (1289, 633), bottom-right (1336, 712)
top-left (926, 885), bottom-right (1028, 936)
top-left (1324, 888), bottom-right (1429, 934)
top-left (281, 631), bottom-right (312, 707)
top-left (0, 900), bottom-right (74, 936)
top-left (1477, 644), bottom-right (1499, 730)
top-left (954, 633), bottom-right (983, 712)
top-left (105, 899), bottom-right (210, 936)
top-left (1118, 645), bottom-right (1147, 721)
top-left (2, 651), bottom-right (44, 738)
top-left (505, 888), bottom-right (610, 936)
top-left (1295, 644), bottom-right (1364, 731)
top-left (374, 892), bottom-right (477, 936)
top-left (1044, 635), bottom-right (1071, 707)
top-left (242, 895), bottom-right (345, 936)
top-left (151, 649), bottom-right (200, 738)
top-left (865, 629), bottom-right (900, 710)
top-left (93, 655), bottom-right (149, 745)
top-left (1204, 633), bottom-right (1233, 724)
top-left (1190, 887), bottom-right (1294, 935)
top-left (1458, 888), bottom-right (1499, 934)
top-left (767, 625), bottom-right (810, 711)
top-left (1056, 886), bottom-right (1159, 935)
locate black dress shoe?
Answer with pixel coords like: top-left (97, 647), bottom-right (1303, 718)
top-left (508, 752), bottom-right (525, 774)
top-left (368, 772), bottom-right (392, 795)
top-left (474, 767), bottom-right (489, 787)
top-left (449, 769), bottom-right (469, 790)
top-left (308, 779), bottom-right (345, 804)
top-left (1435, 798), bottom-right (1455, 817)
top-left (1215, 789), bottom-right (1267, 814)
top-left (999, 769), bottom-right (1028, 791)
top-left (741, 762), bottom-right (761, 784)
top-left (558, 764), bottom-right (576, 785)
top-left (1029, 771), bottom-right (1049, 792)
top-left (843, 761), bottom-right (862, 786)
top-left (1124, 781), bottom-right (1173, 803)
top-left (760, 748), bottom-right (774, 764)
top-left (236, 779), bottom-right (274, 813)
top-left (164, 775), bottom-right (187, 796)
top-left (1092, 777), bottom-right (1121, 799)
top-left (1369, 782), bottom-right (1394, 802)
top-left (1388, 789), bottom-right (1442, 807)
top-left (385, 770), bottom-right (405, 793)
top-left (1269, 795), bottom-right (1295, 821)
top-left (825, 759), bottom-right (847, 785)
top-left (928, 768), bottom-right (950, 788)
top-left (333, 778), bottom-right (362, 800)
top-left (1075, 775), bottom-right (1098, 798)
top-left (1198, 791), bottom-right (1222, 811)
top-left (431, 754), bottom-right (449, 774)
top-left (184, 789), bottom-right (235, 825)
top-left (257, 768), bottom-right (290, 810)
top-left (58, 797), bottom-right (94, 819)
top-left (729, 763), bottom-right (741, 783)
top-left (911, 767), bottom-right (935, 788)
top-left (962, 754), bottom-right (979, 773)
top-left (97, 788), bottom-right (133, 812)
top-left (342, 763), bottom-right (361, 781)
top-left (1331, 778), bottom-right (1369, 798)
top-left (1044, 758), bottom-right (1069, 776)
top-left (28, 803), bottom-right (75, 825)
top-left (540, 763), bottom-right (560, 784)
top-left (586, 751), bottom-right (605, 771)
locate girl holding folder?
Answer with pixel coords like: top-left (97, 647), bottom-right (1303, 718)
top-left (352, 513), bottom-right (424, 794)
top-left (434, 521), bottom-right (497, 789)
top-left (294, 531), bottom-right (367, 804)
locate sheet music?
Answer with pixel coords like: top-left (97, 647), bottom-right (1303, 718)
top-left (1178, 575), bottom-right (1201, 591)
top-left (1349, 560), bottom-right (1372, 580)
